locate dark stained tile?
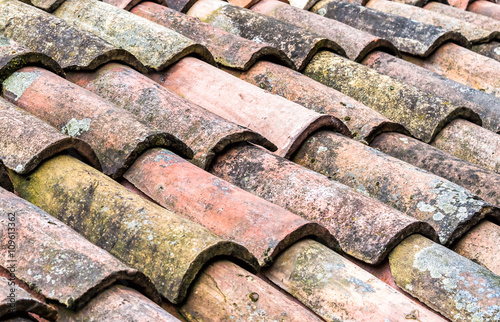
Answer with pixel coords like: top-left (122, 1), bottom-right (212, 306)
top-left (9, 155), bottom-right (259, 304)
top-left (0, 97), bottom-right (100, 174)
top-left (187, 0), bottom-right (346, 70)
top-left (152, 57), bottom-right (350, 159)
top-left (131, 2), bottom-right (295, 70)
top-left (102, 0), bottom-right (162, 11)
top-left (54, 0), bottom-right (215, 71)
top-left (2, 67), bottom-right (192, 178)
top-left (388, 0), bottom-right (428, 6)
top-left (0, 0), bottom-right (145, 72)
top-left (471, 41), bottom-right (500, 61)
top-left (468, 0), bottom-right (500, 21)
top-left (210, 143), bottom-right (438, 264)
top-left (0, 186), bottom-right (161, 310)
top-left (67, 63), bottom-right (275, 170)
top-left (164, 0), bottom-right (198, 13)
top-left (371, 132), bottom-right (500, 207)
top-left (252, 0), bottom-right (400, 62)
top-left (311, 0), bottom-right (470, 57)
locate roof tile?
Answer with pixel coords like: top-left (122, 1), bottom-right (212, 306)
top-left (16, 0), bottom-right (65, 12)
top-left (102, 0), bottom-right (162, 11)
top-left (468, 0), bottom-right (500, 21)
top-left (426, 1), bottom-right (500, 32)
top-left (471, 41), bottom-right (500, 61)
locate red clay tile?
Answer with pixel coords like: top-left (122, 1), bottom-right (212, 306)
top-left (367, 0), bottom-right (498, 43)
top-left (389, 234), bottom-right (500, 320)
top-left (123, 148), bottom-right (337, 267)
top-left (227, 0), bottom-right (261, 8)
top-left (0, 97), bottom-right (100, 174)
top-left (102, 0), bottom-right (162, 10)
top-left (444, 0), bottom-right (471, 9)
top-left (468, 0), bottom-right (500, 21)
top-left (432, 119), bottom-right (500, 174)
top-left (131, 2), bottom-right (294, 70)
top-left (2, 67), bottom-right (192, 178)
top-left (371, 132), bottom-right (500, 206)
top-left (363, 51), bottom-right (500, 134)
top-left (311, 0), bottom-right (470, 57)
top-left (57, 286), bottom-right (179, 322)
top-left (152, 57), bottom-right (350, 158)
top-left (404, 43), bottom-right (500, 97)
top-left (187, 0), bottom-right (346, 71)
top-left (54, 0), bottom-right (215, 71)
top-left (0, 277), bottom-right (56, 321)
top-left (452, 220), bottom-right (500, 276)
top-left (0, 0), bottom-right (145, 72)
top-left (252, 0), bottom-right (400, 62)
top-left (180, 260), bottom-right (322, 321)
top-left (303, 51), bottom-right (480, 143)
top-left (471, 41), bottom-right (500, 61)
top-left (210, 143), bottom-right (438, 264)
top-left (427, 1), bottom-right (500, 30)
top-left (0, 186), bottom-right (161, 310)
top-left (293, 130), bottom-right (496, 245)
top-left (9, 155), bottom-right (259, 304)
top-left (264, 239), bottom-right (445, 321)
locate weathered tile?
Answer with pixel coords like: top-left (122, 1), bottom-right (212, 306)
top-left (389, 234), bottom-right (500, 321)
top-left (468, 0), bottom-right (500, 21)
top-left (67, 63), bottom-right (275, 169)
top-left (252, 0), bottom-right (400, 61)
top-left (0, 187), bottom-right (161, 310)
top-left (288, 0), bottom-right (329, 9)
top-left (180, 260), bottom-right (321, 321)
top-left (227, 0), bottom-right (260, 8)
top-left (152, 57), bottom-right (350, 158)
top-left (0, 97), bottom-right (100, 174)
top-left (57, 286), bottom-right (179, 322)
top-left (187, 0), bottom-right (345, 70)
top-left (54, 0), bottom-right (215, 71)
top-left (367, 0), bottom-right (498, 43)
top-left (2, 67), bottom-right (192, 178)
top-left (311, 0), bottom-right (470, 57)
top-left (235, 60), bottom-right (408, 143)
top-left (292, 130), bottom-right (496, 245)
top-left (389, 0), bottom-right (428, 6)
top-left (0, 276), bottom-right (56, 320)
top-left (210, 143), bottom-right (438, 264)
top-left (102, 0), bottom-right (162, 10)
top-left (10, 155), bottom-right (259, 304)
top-left (371, 132), bottom-right (500, 207)
top-left (363, 51), bottom-right (500, 134)
top-left (165, 0), bottom-right (198, 12)
top-left (123, 148), bottom-right (337, 267)
top-left (428, 1), bottom-right (500, 29)
top-left (471, 41), bottom-right (500, 61)
top-left (131, 2), bottom-right (294, 70)
top-left (452, 221), bottom-right (500, 276)
top-left (0, 0), bottom-right (145, 71)
top-left (303, 51), bottom-right (480, 143)
top-left (431, 119), bottom-right (500, 174)
top-left (264, 239), bottom-right (445, 321)
top-left (17, 0), bottom-right (65, 11)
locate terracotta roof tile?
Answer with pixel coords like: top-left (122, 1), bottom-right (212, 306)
top-left (0, 0), bottom-right (145, 72)
top-left (187, 0), bottom-right (346, 70)
top-left (311, 0), bottom-right (470, 56)
top-left (426, 1), bottom-right (500, 32)
top-left (53, 0), bottom-right (215, 71)
top-left (131, 2), bottom-right (294, 70)
top-left (9, 155), bottom-right (259, 304)
top-left (2, 67), bottom-right (192, 178)
top-left (471, 41), bottom-right (500, 61)
top-left (102, 0), bottom-right (162, 11)
top-left (251, 0), bottom-right (400, 62)
top-left (468, 0), bottom-right (500, 21)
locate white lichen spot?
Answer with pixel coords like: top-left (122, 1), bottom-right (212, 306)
top-left (433, 211), bottom-right (444, 221)
top-left (417, 201), bottom-right (436, 213)
top-left (399, 137), bottom-right (409, 144)
top-left (14, 164), bottom-right (25, 173)
top-left (61, 118), bottom-right (91, 137)
top-left (317, 146), bottom-right (328, 153)
top-left (2, 70), bottom-right (42, 101)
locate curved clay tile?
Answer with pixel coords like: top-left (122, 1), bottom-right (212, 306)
top-left (57, 286), bottom-right (179, 321)
top-left (372, 132), bottom-right (500, 207)
top-left (426, 1), bottom-right (500, 32)
top-left (2, 67), bottom-right (192, 178)
top-left (187, 0), bottom-right (346, 71)
top-left (131, 2), bottom-right (294, 71)
top-left (153, 57), bottom-right (350, 158)
top-left (0, 187), bottom-right (161, 311)
top-left (210, 143), bottom-right (438, 265)
top-left (102, 0), bottom-right (162, 10)
top-left (303, 51), bottom-right (481, 143)
top-left (10, 155), bottom-right (259, 304)
top-left (471, 41), bottom-right (500, 61)
top-left (367, 0), bottom-right (499, 44)
top-left (236, 60), bottom-right (408, 144)
top-left (389, 235), bottom-right (500, 321)
top-left (0, 97), bottom-right (100, 174)
top-left (468, 1), bottom-right (500, 21)
top-left (363, 51), bottom-right (500, 134)
top-left (0, 0), bottom-right (145, 72)
top-left (67, 63), bottom-right (275, 170)
top-left (311, 0), bottom-right (470, 57)
top-left (388, 0), bottom-right (429, 6)
top-left (251, 0), bottom-right (400, 62)
top-left (0, 277), bottom-right (56, 321)
top-left (264, 240), bottom-right (445, 321)
top-left (54, 0), bottom-right (215, 71)
top-left (292, 130), bottom-right (497, 246)
top-left (0, 36), bottom-right (63, 83)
